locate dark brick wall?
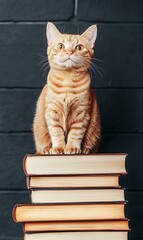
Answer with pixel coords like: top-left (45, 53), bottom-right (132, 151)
top-left (0, 1), bottom-right (143, 239)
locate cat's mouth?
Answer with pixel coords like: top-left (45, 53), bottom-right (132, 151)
top-left (63, 57), bottom-right (76, 64)
top-left (54, 56), bottom-right (80, 68)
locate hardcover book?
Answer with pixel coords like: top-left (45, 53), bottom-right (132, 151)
top-left (23, 154), bottom-right (127, 175)
top-left (13, 202), bottom-right (126, 222)
top-left (26, 174), bottom-right (123, 189)
top-left (23, 219), bottom-right (129, 232)
top-left (30, 188), bottom-right (125, 203)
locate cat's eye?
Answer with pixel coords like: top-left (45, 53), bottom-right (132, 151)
top-left (57, 43), bottom-right (65, 50)
top-left (75, 45), bottom-right (83, 51)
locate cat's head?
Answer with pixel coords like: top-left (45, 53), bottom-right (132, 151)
top-left (46, 22), bottom-right (97, 70)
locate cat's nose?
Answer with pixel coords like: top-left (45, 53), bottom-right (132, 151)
top-left (66, 51), bottom-right (73, 56)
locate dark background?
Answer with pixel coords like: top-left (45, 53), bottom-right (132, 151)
top-left (0, 0), bottom-right (143, 239)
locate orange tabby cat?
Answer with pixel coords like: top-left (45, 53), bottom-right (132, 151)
top-left (33, 22), bottom-right (101, 154)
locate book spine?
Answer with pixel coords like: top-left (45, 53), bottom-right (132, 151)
top-left (23, 155), bottom-right (28, 176)
top-left (12, 204), bottom-right (18, 222)
top-left (26, 176), bottom-right (30, 189)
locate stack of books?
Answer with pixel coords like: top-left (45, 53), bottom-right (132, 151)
top-left (12, 154), bottom-right (130, 240)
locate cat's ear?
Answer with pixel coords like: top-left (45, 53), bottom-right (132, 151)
top-left (46, 22), bottom-right (61, 43)
top-left (81, 25), bottom-right (97, 48)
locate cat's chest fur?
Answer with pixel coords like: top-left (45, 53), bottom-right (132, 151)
top-left (45, 70), bottom-right (91, 134)
top-left (47, 70), bottom-right (90, 102)
top-left (45, 93), bottom-right (76, 134)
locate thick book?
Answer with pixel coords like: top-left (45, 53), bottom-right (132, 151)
top-left (13, 202), bottom-right (126, 222)
top-left (30, 188), bottom-right (125, 204)
top-left (24, 231), bottom-right (128, 240)
top-left (23, 219), bottom-right (129, 232)
top-left (26, 174), bottom-right (122, 189)
top-left (23, 154), bottom-right (127, 175)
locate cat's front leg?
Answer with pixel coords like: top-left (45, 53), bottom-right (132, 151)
top-left (64, 112), bottom-right (90, 154)
top-left (45, 109), bottom-right (65, 154)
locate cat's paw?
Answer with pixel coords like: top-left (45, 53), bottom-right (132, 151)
top-left (49, 147), bottom-right (64, 154)
top-left (82, 147), bottom-right (91, 154)
top-left (64, 146), bottom-right (81, 154)
top-left (42, 146), bottom-right (51, 154)
top-left (38, 146), bottom-right (50, 154)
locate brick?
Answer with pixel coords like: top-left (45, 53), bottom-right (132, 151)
top-left (125, 192), bottom-right (143, 239)
top-left (100, 133), bottom-right (143, 191)
top-left (78, 0), bottom-right (143, 22)
top-left (0, 0), bottom-right (73, 21)
top-left (0, 23), bottom-right (143, 88)
top-left (0, 89), bottom-right (40, 131)
top-left (0, 191), bottom-right (29, 237)
top-left (0, 89), bottom-right (142, 132)
top-left (91, 23), bottom-right (143, 87)
top-left (0, 24), bottom-right (46, 88)
top-left (0, 133), bottom-right (34, 189)
top-left (94, 89), bottom-right (143, 133)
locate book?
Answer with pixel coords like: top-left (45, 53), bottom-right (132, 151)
top-left (26, 174), bottom-right (122, 189)
top-left (30, 188), bottom-right (125, 204)
top-left (23, 219), bottom-right (129, 232)
top-left (13, 202), bottom-right (126, 222)
top-left (24, 231), bottom-right (128, 240)
top-left (23, 154), bottom-right (127, 175)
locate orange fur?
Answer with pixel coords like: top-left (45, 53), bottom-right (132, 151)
top-left (33, 22), bottom-right (101, 154)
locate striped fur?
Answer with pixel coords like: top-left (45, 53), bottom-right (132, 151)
top-left (33, 22), bottom-right (101, 154)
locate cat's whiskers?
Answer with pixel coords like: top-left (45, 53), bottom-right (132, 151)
top-left (43, 65), bottom-right (50, 77)
top-left (38, 53), bottom-right (50, 76)
top-left (37, 53), bottom-right (48, 59)
top-left (92, 63), bottom-right (102, 78)
top-left (81, 61), bottom-right (93, 79)
top-left (38, 53), bottom-right (49, 66)
top-left (82, 59), bottom-right (94, 76)
top-left (91, 62), bottom-right (103, 77)
top-left (89, 64), bottom-right (98, 77)
top-left (85, 56), bottom-right (103, 69)
top-left (39, 58), bottom-right (48, 65)
top-left (85, 56), bottom-right (104, 62)
top-left (40, 61), bottom-right (49, 71)
top-left (83, 62), bottom-right (92, 78)
top-left (85, 56), bottom-right (103, 77)
top-left (85, 59), bottom-right (103, 78)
